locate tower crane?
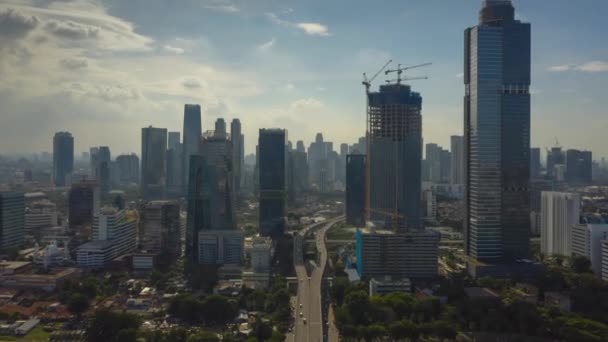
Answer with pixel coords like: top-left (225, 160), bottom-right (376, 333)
top-left (385, 76), bottom-right (428, 84)
top-left (362, 59), bottom-right (393, 94)
top-left (385, 62), bottom-right (432, 85)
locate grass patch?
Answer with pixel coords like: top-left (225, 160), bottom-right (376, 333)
top-left (327, 224), bottom-right (356, 240)
top-left (16, 326), bottom-right (49, 342)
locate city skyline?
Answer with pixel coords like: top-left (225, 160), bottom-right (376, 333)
top-left (0, 0), bottom-right (607, 158)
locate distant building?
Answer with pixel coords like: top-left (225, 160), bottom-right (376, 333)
top-left (346, 154), bottom-right (365, 227)
top-left (601, 240), bottom-right (608, 282)
top-left (182, 104), bottom-right (202, 193)
top-left (250, 236), bottom-right (272, 273)
top-left (52, 132), bottom-right (74, 186)
top-left (571, 224), bottom-right (608, 278)
top-left (369, 277), bottom-right (412, 296)
top-left (355, 228), bottom-right (439, 279)
top-left (139, 201), bottom-right (181, 258)
top-left (231, 119), bottom-right (244, 201)
top-left (68, 180), bottom-right (99, 229)
top-left (0, 192), bottom-right (25, 251)
top-left (540, 192), bottom-right (580, 256)
top-left (141, 126), bottom-right (168, 199)
top-left (115, 154), bottom-right (140, 185)
top-left (167, 132), bottom-right (183, 195)
top-left (546, 147), bottom-right (564, 180)
top-left (530, 147), bottom-right (541, 179)
top-left (367, 84), bottom-right (422, 230)
top-left (24, 200), bottom-right (57, 237)
top-left (198, 230), bottom-right (244, 266)
top-left (90, 146), bottom-right (111, 197)
top-left (565, 149), bottom-right (592, 184)
top-left (423, 190), bottom-right (437, 222)
top-left (258, 129), bottom-right (286, 237)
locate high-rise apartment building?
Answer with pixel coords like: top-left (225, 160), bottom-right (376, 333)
top-left (464, 0), bottom-right (531, 263)
top-left (231, 119), bottom-right (243, 201)
top-left (167, 131), bottom-right (183, 195)
top-left (53, 132), bottom-right (74, 186)
top-left (258, 129), bottom-right (286, 237)
top-left (183, 104), bottom-right (202, 192)
top-left (540, 192), bottom-right (580, 256)
top-left (139, 200), bottom-right (181, 258)
top-left (367, 84), bottom-right (422, 230)
top-left (0, 192), bottom-right (25, 251)
top-left (572, 224), bottom-right (608, 278)
top-left (141, 126), bottom-right (167, 199)
top-left (90, 146), bottom-right (111, 197)
top-left (346, 154), bottom-right (366, 227)
top-left (450, 136), bottom-right (464, 185)
top-left (565, 149), bottom-right (592, 184)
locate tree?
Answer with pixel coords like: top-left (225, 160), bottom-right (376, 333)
top-left (430, 321), bottom-right (457, 341)
top-left (389, 320), bottom-right (419, 342)
top-left (186, 331), bottom-right (220, 342)
top-left (571, 255), bottom-right (592, 274)
top-left (201, 295), bottom-right (236, 324)
top-left (67, 293), bottom-right (89, 318)
top-left (86, 309), bottom-right (140, 342)
top-left (330, 277), bottom-right (349, 306)
top-left (344, 290), bottom-right (370, 325)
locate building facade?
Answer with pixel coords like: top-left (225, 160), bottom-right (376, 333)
top-left (0, 192), bottom-right (25, 251)
top-left (450, 135), bottom-right (465, 185)
top-left (258, 129), bottom-right (286, 237)
top-left (464, 0), bottom-right (531, 262)
top-left (182, 104), bottom-right (202, 193)
top-left (141, 126), bottom-right (167, 199)
top-left (565, 149), bottom-right (592, 184)
top-left (230, 119), bottom-right (244, 201)
top-left (139, 201), bottom-right (181, 258)
top-left (540, 192), bottom-right (580, 256)
top-left (346, 154), bottom-right (366, 227)
top-left (367, 84), bottom-right (422, 230)
top-left (571, 224), bottom-right (608, 278)
top-left (68, 180), bottom-right (99, 229)
top-left (52, 132), bottom-right (74, 187)
top-left (530, 147), bottom-right (541, 180)
top-left (115, 154), bottom-right (140, 185)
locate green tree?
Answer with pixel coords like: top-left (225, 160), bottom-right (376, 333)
top-left (330, 277), bottom-right (350, 306)
top-left (201, 295), bottom-right (237, 324)
top-left (67, 293), bottom-right (89, 318)
top-left (389, 320), bottom-right (419, 342)
top-left (571, 255), bottom-right (592, 274)
top-left (86, 309), bottom-right (141, 342)
top-left (186, 330), bottom-right (220, 342)
top-left (344, 290), bottom-right (370, 325)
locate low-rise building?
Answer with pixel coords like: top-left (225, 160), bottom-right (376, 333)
top-left (1, 267), bottom-right (80, 292)
top-left (250, 236), bottom-right (272, 273)
top-left (198, 230), bottom-right (244, 266)
top-left (369, 277), bottom-right (412, 296)
top-left (76, 240), bottom-right (114, 268)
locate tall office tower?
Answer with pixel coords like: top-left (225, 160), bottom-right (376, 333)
top-left (214, 118), bottom-right (227, 139)
top-left (425, 143), bottom-right (442, 183)
top-left (464, 0), bottom-right (531, 265)
top-left (258, 129), bottom-right (287, 237)
top-left (308, 133), bottom-right (328, 188)
top-left (230, 119), bottom-right (243, 201)
top-left (68, 180), bottom-right (99, 229)
top-left (182, 104), bottom-right (202, 192)
top-left (200, 128), bottom-right (235, 231)
top-left (338, 143), bottom-right (349, 183)
top-left (367, 84), bottom-right (422, 230)
top-left (546, 146), bottom-right (564, 179)
top-left (52, 132), bottom-right (74, 186)
top-left (290, 150), bottom-right (309, 198)
top-left (440, 149), bottom-right (452, 183)
top-left (350, 136), bottom-right (367, 155)
top-left (0, 192), bottom-right (25, 251)
top-left (530, 147), bottom-right (541, 179)
top-left (450, 136), bottom-right (465, 185)
top-left (346, 154), bottom-right (366, 227)
top-left (185, 155), bottom-right (206, 262)
top-left (90, 146), bottom-right (111, 197)
top-left (565, 149), bottom-right (592, 184)
top-left (139, 200), bottom-right (181, 259)
top-left (540, 192), bottom-right (580, 256)
top-left (167, 132), bottom-right (183, 195)
top-left (296, 140), bottom-right (306, 153)
top-left (141, 126), bottom-right (167, 200)
top-left (115, 154), bottom-right (140, 185)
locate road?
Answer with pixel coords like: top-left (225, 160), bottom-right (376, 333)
top-left (289, 217), bottom-right (343, 342)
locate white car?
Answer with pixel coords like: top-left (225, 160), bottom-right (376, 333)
top-left (299, 304), bottom-right (303, 308)
top-left (299, 311), bottom-right (303, 317)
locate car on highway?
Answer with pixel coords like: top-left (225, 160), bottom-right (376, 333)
top-left (303, 318), bottom-right (307, 324)
top-left (299, 311), bottom-right (303, 317)
top-left (299, 304), bottom-right (303, 308)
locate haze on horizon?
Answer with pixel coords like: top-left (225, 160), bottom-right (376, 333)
top-left (0, 0), bottom-right (607, 158)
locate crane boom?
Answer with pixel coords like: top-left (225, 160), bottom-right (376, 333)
top-left (385, 62), bottom-right (432, 85)
top-left (362, 59), bottom-right (392, 93)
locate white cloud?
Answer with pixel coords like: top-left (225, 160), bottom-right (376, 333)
top-left (163, 45), bottom-right (184, 54)
top-left (290, 97), bottom-right (324, 110)
top-left (456, 72), bottom-right (464, 78)
top-left (257, 37), bottom-right (276, 51)
top-left (266, 12), bottom-right (331, 37)
top-left (575, 61), bottom-right (608, 73)
top-left (285, 83), bottom-right (295, 90)
top-left (548, 64), bottom-right (572, 72)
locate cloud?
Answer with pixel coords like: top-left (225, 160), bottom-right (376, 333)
top-left (257, 37), bottom-right (276, 51)
top-left (285, 83), bottom-right (295, 90)
top-left (0, 8), bottom-right (39, 41)
top-left (575, 61), bottom-right (608, 73)
top-left (163, 45), bottom-right (184, 54)
top-left (266, 12), bottom-right (331, 37)
top-left (44, 19), bottom-right (99, 40)
top-left (549, 61), bottom-right (608, 73)
top-left (59, 57), bottom-right (88, 69)
top-left (181, 77), bottom-right (202, 89)
top-left (290, 98), bottom-right (324, 110)
top-left (456, 72), bottom-right (464, 78)
top-left (202, 0), bottom-right (239, 13)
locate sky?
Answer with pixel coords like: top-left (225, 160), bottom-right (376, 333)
top-left (0, 0), bottom-right (607, 159)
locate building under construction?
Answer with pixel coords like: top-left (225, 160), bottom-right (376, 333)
top-left (367, 83), bottom-right (423, 230)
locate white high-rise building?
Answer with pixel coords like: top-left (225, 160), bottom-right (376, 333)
top-left (571, 224), bottom-right (608, 278)
top-left (540, 192), bottom-right (580, 256)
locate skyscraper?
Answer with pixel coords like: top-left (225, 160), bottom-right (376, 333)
top-left (139, 200), bottom-right (181, 259)
top-left (115, 154), bottom-right (139, 185)
top-left (231, 119), bottom-right (243, 201)
top-left (167, 131), bottom-right (183, 194)
top-left (530, 147), bottom-right (541, 180)
top-left (141, 126), bottom-right (167, 199)
top-left (258, 129), bottom-right (286, 237)
top-left (346, 154), bottom-right (366, 227)
top-left (182, 104), bottom-right (202, 192)
top-left (450, 136), bottom-right (464, 185)
top-left (367, 84), bottom-right (422, 230)
top-left (565, 149), bottom-right (592, 184)
top-left (0, 192), bottom-right (25, 251)
top-left (546, 146), bottom-right (564, 179)
top-left (53, 132), bottom-right (74, 186)
top-left (540, 192), bottom-right (580, 256)
top-left (90, 146), bottom-right (111, 197)
top-left (464, 0), bottom-right (531, 264)
top-left (68, 179), bottom-right (99, 229)
top-left (185, 155), bottom-right (206, 262)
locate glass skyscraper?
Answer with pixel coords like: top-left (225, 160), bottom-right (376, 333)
top-left (464, 0), bottom-right (531, 262)
top-left (258, 129), bottom-right (286, 237)
top-left (346, 154), bottom-right (366, 227)
top-left (141, 126), bottom-right (167, 200)
top-left (52, 132), bottom-right (74, 186)
top-left (182, 104), bottom-right (202, 193)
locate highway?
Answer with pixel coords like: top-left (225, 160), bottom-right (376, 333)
top-left (290, 217), bottom-right (343, 342)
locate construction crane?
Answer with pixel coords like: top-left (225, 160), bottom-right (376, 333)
top-left (385, 76), bottom-right (428, 84)
top-left (362, 59), bottom-right (392, 94)
top-left (385, 62), bottom-right (432, 85)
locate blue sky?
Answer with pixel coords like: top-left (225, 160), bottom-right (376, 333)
top-left (0, 0), bottom-right (607, 159)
